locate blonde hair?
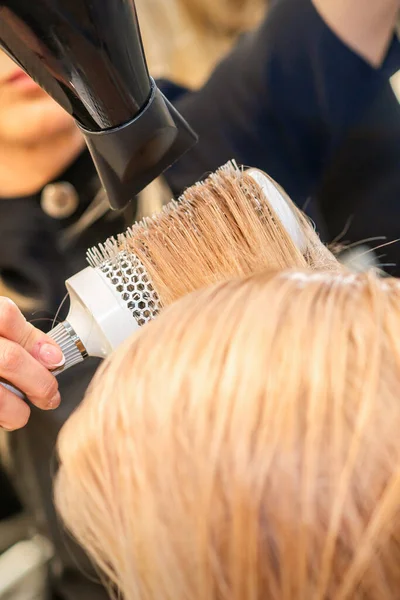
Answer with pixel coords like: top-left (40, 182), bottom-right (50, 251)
top-left (56, 268), bottom-right (400, 600)
top-left (136, 0), bottom-right (268, 88)
top-left (92, 164), bottom-right (340, 309)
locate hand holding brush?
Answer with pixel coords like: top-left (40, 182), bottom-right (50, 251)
top-left (0, 162), bottom-right (340, 422)
top-left (0, 299), bottom-right (64, 430)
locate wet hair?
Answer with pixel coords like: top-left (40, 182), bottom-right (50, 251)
top-left (56, 267), bottom-right (400, 600)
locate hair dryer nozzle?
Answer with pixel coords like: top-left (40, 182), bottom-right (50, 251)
top-left (81, 80), bottom-right (197, 210)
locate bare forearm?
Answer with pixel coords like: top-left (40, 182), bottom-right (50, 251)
top-left (312, 0), bottom-right (400, 66)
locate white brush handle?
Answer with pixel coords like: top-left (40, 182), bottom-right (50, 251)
top-left (0, 266), bottom-right (139, 402)
top-left (65, 266), bottom-right (138, 358)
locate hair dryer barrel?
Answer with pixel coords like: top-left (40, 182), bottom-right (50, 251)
top-left (0, 0), bottom-right (152, 129)
top-left (0, 0), bottom-right (197, 208)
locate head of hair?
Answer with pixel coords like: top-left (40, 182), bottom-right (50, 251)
top-left (56, 268), bottom-right (400, 600)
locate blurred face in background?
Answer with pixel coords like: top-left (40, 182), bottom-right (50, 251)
top-left (0, 50), bottom-right (75, 147)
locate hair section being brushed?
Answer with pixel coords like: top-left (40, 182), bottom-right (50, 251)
top-left (88, 163), bottom-right (340, 308)
top-left (56, 268), bottom-right (400, 600)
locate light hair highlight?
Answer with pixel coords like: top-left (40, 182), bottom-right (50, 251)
top-left (122, 165), bottom-right (340, 307)
top-left (56, 268), bottom-right (400, 600)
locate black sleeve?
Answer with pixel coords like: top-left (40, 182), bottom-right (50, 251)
top-left (163, 0), bottom-right (400, 209)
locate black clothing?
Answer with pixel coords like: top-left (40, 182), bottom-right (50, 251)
top-left (164, 0), bottom-right (400, 272)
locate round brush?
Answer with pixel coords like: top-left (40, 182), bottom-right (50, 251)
top-left (2, 162), bottom-right (339, 398)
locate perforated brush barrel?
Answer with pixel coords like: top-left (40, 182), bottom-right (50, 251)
top-left (61, 261), bottom-right (160, 365)
top-left (90, 251), bottom-right (160, 327)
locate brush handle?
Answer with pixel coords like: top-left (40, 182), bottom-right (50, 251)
top-left (0, 381), bottom-right (24, 400)
top-left (0, 322), bottom-right (85, 401)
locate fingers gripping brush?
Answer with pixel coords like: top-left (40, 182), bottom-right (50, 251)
top-left (1, 163), bottom-right (339, 398)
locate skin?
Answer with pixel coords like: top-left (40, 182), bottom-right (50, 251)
top-left (0, 51), bottom-right (84, 196)
top-left (312, 0), bottom-right (400, 67)
top-left (0, 50), bottom-right (84, 428)
top-left (0, 298), bottom-right (65, 430)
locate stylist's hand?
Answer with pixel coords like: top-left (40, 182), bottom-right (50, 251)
top-left (0, 297), bottom-right (64, 431)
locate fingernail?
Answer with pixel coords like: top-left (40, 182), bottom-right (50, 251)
top-left (39, 344), bottom-right (65, 368)
top-left (0, 425), bottom-right (15, 431)
top-left (47, 392), bottom-right (61, 410)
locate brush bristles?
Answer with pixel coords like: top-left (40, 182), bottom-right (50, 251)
top-left (88, 162), bottom-right (339, 308)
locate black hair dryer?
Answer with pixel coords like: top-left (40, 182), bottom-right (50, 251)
top-left (0, 0), bottom-right (197, 209)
